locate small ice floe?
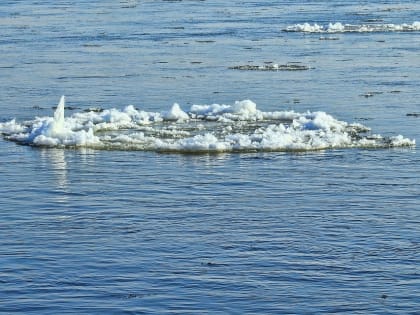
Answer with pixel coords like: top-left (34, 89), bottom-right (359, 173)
top-left (229, 63), bottom-right (310, 71)
top-left (120, 0), bottom-right (138, 8)
top-left (284, 21), bottom-right (420, 33)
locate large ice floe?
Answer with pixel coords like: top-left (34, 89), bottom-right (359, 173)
top-left (284, 21), bottom-right (420, 33)
top-left (0, 96), bottom-right (415, 153)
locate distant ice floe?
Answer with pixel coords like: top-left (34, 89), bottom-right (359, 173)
top-left (0, 96), bottom-right (415, 153)
top-left (284, 21), bottom-right (420, 33)
top-left (229, 63), bottom-right (310, 71)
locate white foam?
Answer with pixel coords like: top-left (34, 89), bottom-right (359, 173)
top-left (284, 21), bottom-right (420, 33)
top-left (0, 96), bottom-right (415, 152)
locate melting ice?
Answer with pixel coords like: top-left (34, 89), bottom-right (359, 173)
top-left (0, 97), bottom-right (415, 153)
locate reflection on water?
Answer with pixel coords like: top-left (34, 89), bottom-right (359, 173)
top-left (40, 148), bottom-right (99, 194)
top-left (77, 147), bottom-right (99, 166)
top-left (40, 148), bottom-right (68, 191)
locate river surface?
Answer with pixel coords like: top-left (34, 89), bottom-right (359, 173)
top-left (0, 1), bottom-right (419, 314)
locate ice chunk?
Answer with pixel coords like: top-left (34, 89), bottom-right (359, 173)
top-left (52, 95), bottom-right (65, 135)
top-left (232, 100), bottom-right (257, 115)
top-left (284, 21), bottom-right (420, 33)
top-left (162, 103), bottom-right (189, 121)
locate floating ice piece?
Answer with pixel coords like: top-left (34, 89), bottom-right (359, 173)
top-left (284, 21), bottom-right (420, 33)
top-left (162, 103), bottom-right (190, 121)
top-left (230, 63), bottom-right (310, 71)
top-left (0, 97), bottom-right (415, 153)
top-left (285, 22), bottom-right (324, 33)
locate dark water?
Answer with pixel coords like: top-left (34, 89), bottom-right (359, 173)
top-left (0, 1), bottom-right (419, 313)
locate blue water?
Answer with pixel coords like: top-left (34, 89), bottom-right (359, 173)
top-left (0, 0), bottom-right (419, 314)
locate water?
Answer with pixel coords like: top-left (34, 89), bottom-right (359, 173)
top-left (0, 0), bottom-right (419, 313)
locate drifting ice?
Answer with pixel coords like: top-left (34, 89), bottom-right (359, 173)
top-left (0, 96), bottom-right (415, 153)
top-left (284, 21), bottom-right (420, 33)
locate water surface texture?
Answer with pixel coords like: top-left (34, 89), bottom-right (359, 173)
top-left (0, 1), bottom-right (419, 314)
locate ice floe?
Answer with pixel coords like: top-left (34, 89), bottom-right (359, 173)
top-left (284, 22), bottom-right (420, 33)
top-left (229, 63), bottom-right (310, 71)
top-left (0, 96), bottom-right (415, 153)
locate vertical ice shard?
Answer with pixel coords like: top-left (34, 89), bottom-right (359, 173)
top-left (52, 95), bottom-right (65, 135)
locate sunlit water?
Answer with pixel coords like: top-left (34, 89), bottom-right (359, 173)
top-left (0, 0), bottom-right (419, 314)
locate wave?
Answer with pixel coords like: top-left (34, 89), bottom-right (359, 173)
top-left (0, 96), bottom-right (415, 153)
top-left (284, 22), bottom-right (420, 33)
